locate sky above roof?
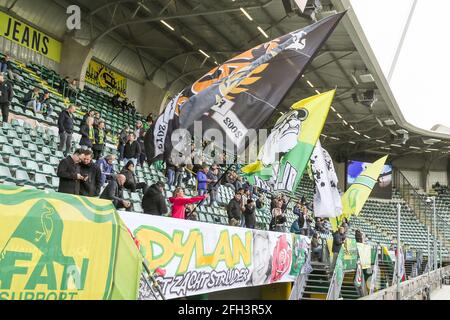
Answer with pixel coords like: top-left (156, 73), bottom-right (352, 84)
top-left (350, 0), bottom-right (450, 131)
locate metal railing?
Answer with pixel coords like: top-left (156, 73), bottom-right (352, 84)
top-left (394, 170), bottom-right (450, 258)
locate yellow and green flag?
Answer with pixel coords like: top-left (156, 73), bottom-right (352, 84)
top-left (274, 90), bottom-right (335, 192)
top-left (243, 90), bottom-right (335, 191)
top-left (330, 155), bottom-right (388, 231)
top-left (0, 185), bottom-right (142, 300)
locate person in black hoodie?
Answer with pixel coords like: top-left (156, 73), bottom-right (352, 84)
top-left (244, 199), bottom-right (256, 229)
top-left (57, 149), bottom-right (89, 195)
top-left (142, 181), bottom-right (167, 215)
top-left (117, 125), bottom-right (129, 161)
top-left (0, 73), bottom-right (13, 123)
top-left (57, 104), bottom-right (76, 156)
top-left (120, 161), bottom-right (148, 193)
top-left (79, 150), bottom-right (102, 197)
top-left (123, 133), bottom-right (140, 166)
top-left (135, 121), bottom-right (146, 167)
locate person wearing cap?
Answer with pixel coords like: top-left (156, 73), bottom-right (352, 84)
top-left (142, 181), bottom-right (168, 216)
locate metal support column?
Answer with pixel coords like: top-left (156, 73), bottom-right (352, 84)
top-left (396, 203), bottom-right (401, 300)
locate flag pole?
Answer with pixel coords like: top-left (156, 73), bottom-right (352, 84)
top-left (396, 202), bottom-right (401, 300)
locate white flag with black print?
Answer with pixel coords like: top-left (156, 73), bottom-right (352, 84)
top-left (311, 140), bottom-right (342, 218)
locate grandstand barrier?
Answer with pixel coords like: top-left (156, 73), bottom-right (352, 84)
top-left (119, 211), bottom-right (311, 300)
top-left (360, 265), bottom-right (450, 300)
top-left (0, 185), bottom-right (142, 300)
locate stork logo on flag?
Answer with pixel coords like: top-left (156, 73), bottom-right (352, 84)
top-left (286, 31), bottom-right (308, 51)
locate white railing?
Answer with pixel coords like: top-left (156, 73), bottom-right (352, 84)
top-left (360, 265), bottom-right (450, 300)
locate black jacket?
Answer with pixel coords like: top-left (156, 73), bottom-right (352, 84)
top-left (227, 198), bottom-right (241, 220)
top-left (120, 168), bottom-right (137, 192)
top-left (93, 127), bottom-right (106, 150)
top-left (142, 184), bottom-right (168, 215)
top-left (100, 178), bottom-right (124, 208)
top-left (23, 90), bottom-right (37, 103)
top-left (332, 231), bottom-right (346, 253)
top-left (123, 141), bottom-right (141, 158)
top-left (244, 204), bottom-right (256, 227)
top-left (0, 80), bottom-right (13, 104)
top-left (79, 124), bottom-right (93, 147)
top-left (79, 161), bottom-right (102, 197)
top-left (118, 130), bottom-right (128, 147)
top-left (57, 156), bottom-right (80, 195)
top-left (57, 110), bottom-right (74, 134)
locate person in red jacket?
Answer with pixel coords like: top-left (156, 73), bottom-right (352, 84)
top-left (169, 187), bottom-right (208, 219)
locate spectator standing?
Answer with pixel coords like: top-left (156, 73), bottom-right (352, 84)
top-left (0, 54), bottom-right (11, 74)
top-left (129, 101), bottom-right (137, 115)
top-left (142, 182), bottom-right (168, 215)
top-left (82, 110), bottom-right (95, 124)
top-left (0, 73), bottom-right (13, 123)
top-left (100, 174), bottom-right (131, 210)
top-left (93, 111), bottom-right (101, 127)
top-left (57, 149), bottom-right (88, 195)
top-left (135, 121), bottom-right (146, 167)
top-left (227, 193), bottom-right (242, 226)
top-left (79, 150), bottom-right (102, 197)
top-left (207, 164), bottom-right (220, 206)
top-left (97, 155), bottom-right (115, 185)
top-left (123, 133), bottom-right (140, 166)
top-left (355, 229), bottom-right (364, 243)
top-left (57, 104), bottom-right (76, 156)
top-left (331, 226), bottom-right (347, 271)
top-left (111, 93), bottom-right (121, 109)
top-left (79, 116), bottom-right (95, 150)
top-left (168, 187), bottom-right (208, 219)
top-left (311, 234), bottom-right (323, 262)
top-left (93, 120), bottom-right (106, 160)
top-left (256, 193), bottom-right (265, 209)
top-left (117, 125), bottom-right (129, 161)
top-left (120, 160), bottom-right (148, 193)
top-left (121, 97), bottom-right (129, 113)
top-left (270, 201), bottom-right (287, 232)
top-left (166, 158), bottom-right (177, 187)
top-left (196, 165), bottom-right (210, 196)
top-left (244, 199), bottom-right (256, 229)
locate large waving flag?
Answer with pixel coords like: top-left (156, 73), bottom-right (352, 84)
top-left (311, 140), bottom-right (342, 218)
top-left (242, 90), bottom-right (335, 190)
top-left (145, 13), bottom-right (345, 163)
top-left (275, 90), bottom-right (335, 192)
top-left (330, 155), bottom-right (388, 231)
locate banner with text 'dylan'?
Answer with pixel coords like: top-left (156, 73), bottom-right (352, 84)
top-left (0, 185), bottom-right (141, 300)
top-left (120, 212), bottom-right (310, 300)
top-left (184, 13), bottom-right (345, 154)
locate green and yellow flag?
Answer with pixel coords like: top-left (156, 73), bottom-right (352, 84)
top-left (0, 185), bottom-right (142, 300)
top-left (243, 90), bottom-right (335, 191)
top-left (330, 155), bottom-right (388, 231)
top-left (275, 90), bottom-right (335, 192)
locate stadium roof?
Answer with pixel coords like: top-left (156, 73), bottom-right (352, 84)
top-left (5, 0), bottom-right (450, 161)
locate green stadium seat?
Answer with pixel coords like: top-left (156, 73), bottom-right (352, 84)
top-left (51, 176), bottom-right (59, 189)
top-left (34, 173), bottom-right (50, 188)
top-left (41, 164), bottom-right (56, 176)
top-left (0, 166), bottom-right (13, 182)
top-left (6, 156), bottom-right (22, 169)
top-left (14, 169), bottom-right (31, 185)
top-left (26, 160), bottom-right (40, 172)
top-left (35, 153), bottom-right (46, 163)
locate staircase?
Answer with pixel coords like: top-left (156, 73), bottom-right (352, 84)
top-left (301, 262), bottom-right (331, 300)
top-left (419, 257), bottom-right (429, 275)
top-left (340, 271), bottom-right (361, 300)
top-left (404, 260), bottom-right (415, 279)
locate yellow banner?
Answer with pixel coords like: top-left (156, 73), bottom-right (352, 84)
top-left (0, 11), bottom-right (61, 62)
top-left (85, 59), bottom-right (127, 98)
top-left (0, 186), bottom-right (118, 300)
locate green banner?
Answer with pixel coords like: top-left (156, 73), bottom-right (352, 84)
top-left (0, 185), bottom-right (141, 300)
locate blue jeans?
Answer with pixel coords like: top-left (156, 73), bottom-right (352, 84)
top-left (26, 100), bottom-right (42, 113)
top-left (0, 63), bottom-right (7, 73)
top-left (167, 168), bottom-right (175, 186)
top-left (198, 189), bottom-right (207, 206)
